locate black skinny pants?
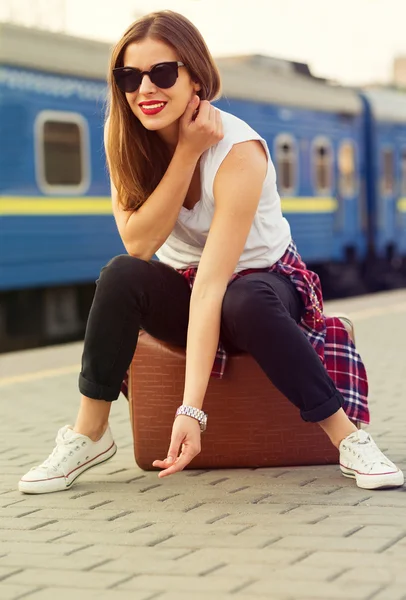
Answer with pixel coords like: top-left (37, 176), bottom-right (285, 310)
top-left (79, 255), bottom-right (343, 422)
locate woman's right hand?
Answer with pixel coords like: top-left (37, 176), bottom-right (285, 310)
top-left (177, 96), bottom-right (224, 160)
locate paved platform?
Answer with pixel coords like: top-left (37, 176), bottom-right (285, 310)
top-left (0, 289), bottom-right (405, 600)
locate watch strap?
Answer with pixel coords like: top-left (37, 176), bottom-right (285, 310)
top-left (175, 405), bottom-right (208, 431)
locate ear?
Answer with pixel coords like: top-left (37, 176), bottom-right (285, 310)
top-left (194, 81), bottom-right (205, 100)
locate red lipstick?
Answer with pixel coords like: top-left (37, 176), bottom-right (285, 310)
top-left (139, 101), bottom-right (167, 116)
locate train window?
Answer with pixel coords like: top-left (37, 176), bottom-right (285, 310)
top-left (312, 137), bottom-right (333, 194)
top-left (382, 148), bottom-right (395, 196)
top-left (44, 122), bottom-right (82, 185)
top-left (401, 150), bottom-right (406, 196)
top-left (274, 134), bottom-right (297, 194)
top-left (338, 141), bottom-right (356, 197)
top-left (35, 111), bottom-right (90, 194)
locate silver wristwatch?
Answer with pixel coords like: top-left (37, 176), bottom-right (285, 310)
top-left (175, 405), bottom-right (208, 432)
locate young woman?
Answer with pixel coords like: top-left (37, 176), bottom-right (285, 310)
top-left (19, 10), bottom-right (403, 494)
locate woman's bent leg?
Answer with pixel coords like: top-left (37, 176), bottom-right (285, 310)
top-left (75, 256), bottom-right (191, 439)
top-left (220, 273), bottom-right (403, 489)
top-left (74, 397), bottom-right (112, 441)
top-left (19, 256), bottom-right (191, 494)
top-left (79, 255), bottom-right (191, 402)
top-left (220, 272), bottom-right (344, 425)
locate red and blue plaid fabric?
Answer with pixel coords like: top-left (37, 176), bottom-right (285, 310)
top-left (179, 240), bottom-right (369, 425)
top-left (121, 240), bottom-right (369, 425)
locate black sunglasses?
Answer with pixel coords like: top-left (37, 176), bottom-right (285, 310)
top-left (113, 61), bottom-right (185, 93)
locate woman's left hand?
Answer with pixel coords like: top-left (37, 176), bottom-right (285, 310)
top-left (152, 415), bottom-right (201, 478)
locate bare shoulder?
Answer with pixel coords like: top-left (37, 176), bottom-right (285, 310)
top-left (213, 139), bottom-right (268, 209)
top-left (217, 139), bottom-right (268, 180)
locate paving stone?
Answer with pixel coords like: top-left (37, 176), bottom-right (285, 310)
top-left (0, 290), bottom-right (405, 599)
top-left (167, 547), bottom-right (306, 565)
top-left (295, 550), bottom-right (406, 569)
top-left (0, 584), bottom-right (43, 600)
top-left (23, 588), bottom-right (153, 600)
top-left (149, 595), bottom-right (277, 600)
top-left (336, 566), bottom-right (406, 585)
top-left (208, 563), bottom-right (342, 581)
top-left (117, 573), bottom-right (251, 593)
top-left (246, 579), bottom-right (381, 599)
top-left (368, 586), bottom-right (406, 600)
top-left (4, 568), bottom-right (128, 589)
top-left (268, 534), bottom-right (391, 552)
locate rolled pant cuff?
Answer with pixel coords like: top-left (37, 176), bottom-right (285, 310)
top-left (300, 391), bottom-right (343, 423)
top-left (78, 373), bottom-right (120, 402)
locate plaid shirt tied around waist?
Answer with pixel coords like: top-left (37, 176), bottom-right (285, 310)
top-left (179, 240), bottom-right (369, 425)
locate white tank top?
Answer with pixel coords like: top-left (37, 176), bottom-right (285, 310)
top-left (155, 109), bottom-right (291, 271)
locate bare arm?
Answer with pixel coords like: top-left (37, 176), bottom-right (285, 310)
top-left (106, 98), bottom-right (223, 260)
top-left (109, 141), bottom-right (199, 260)
top-left (183, 139), bottom-right (268, 409)
top-left (153, 139), bottom-right (268, 477)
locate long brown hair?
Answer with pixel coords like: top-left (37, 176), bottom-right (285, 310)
top-left (106, 10), bottom-right (221, 211)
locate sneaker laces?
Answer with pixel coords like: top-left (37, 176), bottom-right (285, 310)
top-left (345, 430), bottom-right (394, 470)
top-left (34, 427), bottom-right (86, 473)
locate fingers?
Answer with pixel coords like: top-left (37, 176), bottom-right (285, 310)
top-left (215, 108), bottom-right (223, 137)
top-left (153, 456), bottom-right (174, 469)
top-left (152, 420), bottom-right (201, 477)
top-left (152, 457), bottom-right (174, 469)
top-left (166, 430), bottom-right (183, 466)
top-left (194, 99), bottom-right (210, 124)
top-left (181, 94), bottom-right (200, 124)
top-left (209, 104), bottom-right (216, 122)
top-left (151, 426), bottom-right (184, 470)
top-left (155, 447), bottom-right (199, 478)
top-left (194, 102), bottom-right (221, 138)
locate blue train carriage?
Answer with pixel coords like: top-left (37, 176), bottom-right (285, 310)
top-left (215, 55), bottom-right (367, 297)
top-left (0, 24), bottom-right (124, 351)
top-left (361, 87), bottom-right (406, 289)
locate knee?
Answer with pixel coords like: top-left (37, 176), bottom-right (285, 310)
top-left (222, 279), bottom-right (279, 326)
top-left (97, 254), bottom-right (150, 292)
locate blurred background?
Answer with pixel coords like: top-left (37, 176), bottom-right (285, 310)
top-left (1, 0), bottom-right (405, 353)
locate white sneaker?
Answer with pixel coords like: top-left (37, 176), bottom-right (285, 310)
top-left (339, 429), bottom-right (404, 489)
top-left (18, 425), bottom-right (117, 494)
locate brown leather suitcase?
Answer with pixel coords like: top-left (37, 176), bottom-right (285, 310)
top-left (128, 326), bottom-right (349, 470)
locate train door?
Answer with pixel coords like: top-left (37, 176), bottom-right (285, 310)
top-left (336, 139), bottom-right (359, 242)
top-left (273, 133), bottom-right (298, 198)
top-left (396, 146), bottom-right (406, 256)
top-left (377, 141), bottom-right (396, 254)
